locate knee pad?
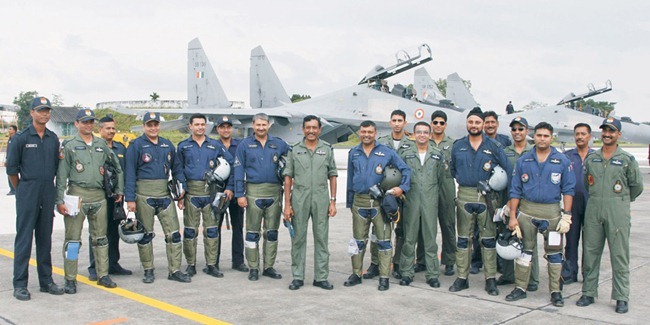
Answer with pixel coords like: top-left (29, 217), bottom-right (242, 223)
top-left (463, 202), bottom-right (486, 214)
top-left (266, 229), bottom-right (278, 242)
top-left (166, 231), bottom-right (181, 244)
top-left (190, 196), bottom-right (211, 209)
top-left (254, 198), bottom-right (275, 210)
top-left (138, 232), bottom-right (154, 245)
top-left (65, 241), bottom-right (81, 260)
top-left (531, 219), bottom-right (549, 233)
top-left (245, 232), bottom-right (260, 248)
top-left (516, 251), bottom-right (533, 267)
top-left (356, 208), bottom-right (378, 219)
top-left (481, 237), bottom-right (496, 249)
top-left (355, 239), bottom-right (366, 251)
top-left (95, 236), bottom-right (109, 247)
top-left (183, 227), bottom-right (197, 240)
top-left (377, 240), bottom-right (392, 251)
top-left (547, 252), bottom-right (563, 264)
top-left (205, 226), bottom-right (219, 239)
top-left (457, 237), bottom-right (469, 249)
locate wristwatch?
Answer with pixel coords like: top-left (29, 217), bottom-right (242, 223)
top-left (330, 197), bottom-right (336, 202)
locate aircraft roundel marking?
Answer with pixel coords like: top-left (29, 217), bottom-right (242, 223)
top-left (414, 108), bottom-right (425, 120)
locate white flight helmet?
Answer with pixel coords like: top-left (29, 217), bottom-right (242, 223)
top-left (496, 229), bottom-right (523, 260)
top-left (488, 165), bottom-right (508, 191)
top-left (210, 157), bottom-right (231, 183)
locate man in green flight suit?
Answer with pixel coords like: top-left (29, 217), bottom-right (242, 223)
top-left (398, 121), bottom-right (445, 287)
top-left (576, 117), bottom-right (643, 314)
top-left (283, 115), bottom-right (338, 291)
top-left (56, 108), bottom-right (123, 293)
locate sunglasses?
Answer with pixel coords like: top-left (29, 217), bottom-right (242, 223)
top-left (511, 127), bottom-right (525, 132)
top-left (432, 121), bottom-right (446, 125)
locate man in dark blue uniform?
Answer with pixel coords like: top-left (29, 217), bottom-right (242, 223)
top-left (215, 116), bottom-right (248, 272)
top-left (344, 120), bottom-right (410, 291)
top-left (125, 112), bottom-right (191, 284)
top-left (507, 122), bottom-right (575, 306)
top-left (88, 115), bottom-right (131, 281)
top-left (449, 107), bottom-right (510, 296)
top-left (234, 113), bottom-right (289, 281)
top-left (7, 97), bottom-right (64, 300)
top-left (176, 113), bottom-right (233, 278)
top-left (561, 123), bottom-right (593, 285)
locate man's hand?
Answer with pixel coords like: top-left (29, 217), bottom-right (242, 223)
top-left (114, 194), bottom-right (123, 203)
top-left (127, 201), bottom-right (136, 212)
top-left (237, 197), bottom-right (247, 208)
top-left (328, 201), bottom-right (337, 217)
top-left (57, 203), bottom-right (68, 216)
top-left (177, 199), bottom-right (185, 210)
top-left (283, 205), bottom-right (293, 222)
top-left (389, 187), bottom-right (404, 198)
top-left (556, 212), bottom-right (572, 234)
top-left (224, 190), bottom-right (234, 201)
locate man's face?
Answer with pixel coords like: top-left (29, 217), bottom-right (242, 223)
top-left (189, 118), bottom-right (206, 138)
top-left (358, 125), bottom-right (376, 145)
top-left (302, 119), bottom-right (321, 141)
top-left (534, 128), bottom-right (553, 150)
top-left (217, 124), bottom-right (232, 140)
top-left (75, 119), bottom-right (95, 136)
top-left (389, 114), bottom-right (406, 134)
top-left (466, 116), bottom-right (483, 136)
top-left (484, 116), bottom-right (499, 137)
top-left (601, 126), bottom-right (620, 146)
top-left (510, 123), bottom-right (528, 143)
top-left (574, 126), bottom-right (591, 149)
top-left (144, 121), bottom-right (160, 139)
top-left (431, 117), bottom-right (446, 136)
top-left (414, 125), bottom-right (431, 145)
top-left (8, 127), bottom-right (16, 137)
top-left (29, 108), bottom-right (51, 125)
top-left (253, 119), bottom-right (269, 138)
top-left (99, 121), bottom-right (116, 142)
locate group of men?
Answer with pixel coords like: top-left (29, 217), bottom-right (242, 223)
top-left (8, 97), bottom-right (643, 315)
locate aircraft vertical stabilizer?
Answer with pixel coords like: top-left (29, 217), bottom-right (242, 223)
top-left (446, 72), bottom-right (478, 110)
top-left (250, 46), bottom-right (290, 108)
top-left (187, 38), bottom-right (231, 108)
top-left (414, 67), bottom-right (446, 104)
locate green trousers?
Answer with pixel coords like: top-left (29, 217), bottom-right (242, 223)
top-left (135, 180), bottom-right (182, 273)
top-left (63, 187), bottom-right (107, 281)
top-left (514, 200), bottom-right (562, 293)
top-left (499, 220), bottom-right (539, 285)
top-left (351, 194), bottom-right (392, 278)
top-left (582, 196), bottom-right (631, 301)
top-left (455, 186), bottom-right (496, 279)
top-left (400, 189), bottom-right (439, 280)
top-left (244, 183), bottom-right (282, 270)
top-left (290, 192), bottom-right (330, 281)
top-left (183, 181), bottom-right (220, 267)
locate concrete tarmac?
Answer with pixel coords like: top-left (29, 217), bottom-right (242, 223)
top-left (0, 148), bottom-right (648, 324)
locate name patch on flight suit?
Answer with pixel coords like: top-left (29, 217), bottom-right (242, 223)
top-left (248, 144), bottom-right (258, 148)
top-left (316, 150), bottom-right (326, 155)
top-left (75, 146), bottom-right (86, 150)
top-left (506, 153), bottom-right (515, 158)
top-left (25, 144), bottom-right (37, 148)
top-left (613, 180), bottom-right (623, 193)
top-left (592, 158), bottom-right (602, 163)
top-left (551, 172), bottom-right (561, 184)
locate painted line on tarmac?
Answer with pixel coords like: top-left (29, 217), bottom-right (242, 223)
top-left (0, 248), bottom-right (229, 325)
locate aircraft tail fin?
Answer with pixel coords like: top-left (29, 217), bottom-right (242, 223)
top-left (446, 72), bottom-right (478, 109)
top-left (187, 38), bottom-right (231, 108)
top-left (414, 67), bottom-right (446, 104)
top-left (250, 46), bottom-right (290, 108)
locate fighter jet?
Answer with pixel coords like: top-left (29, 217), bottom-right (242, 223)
top-left (123, 40), bottom-right (476, 143)
top-left (496, 81), bottom-right (650, 145)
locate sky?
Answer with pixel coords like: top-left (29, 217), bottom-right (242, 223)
top-left (2, 0), bottom-right (649, 121)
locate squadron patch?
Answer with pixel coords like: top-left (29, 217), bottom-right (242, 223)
top-left (142, 153), bottom-right (152, 163)
top-left (99, 166), bottom-right (105, 175)
top-left (75, 160), bottom-right (84, 172)
top-left (233, 157), bottom-right (241, 167)
top-left (167, 152), bottom-right (171, 162)
top-left (613, 180), bottom-right (623, 193)
top-left (483, 160), bottom-right (492, 172)
top-left (209, 159), bottom-right (215, 169)
top-left (551, 172), bottom-right (561, 184)
top-left (587, 174), bottom-right (594, 186)
top-left (59, 149), bottom-right (64, 159)
top-left (443, 145), bottom-right (450, 151)
top-left (375, 164), bottom-right (383, 175)
top-left (521, 173), bottom-right (529, 183)
top-left (273, 153), bottom-right (278, 163)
